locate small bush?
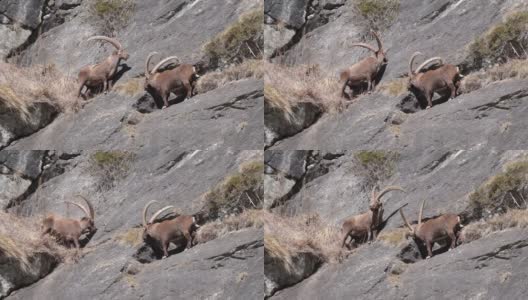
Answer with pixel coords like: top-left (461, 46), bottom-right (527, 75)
top-left (264, 62), bottom-right (345, 123)
top-left (0, 62), bottom-right (79, 121)
top-left (353, 150), bottom-right (400, 189)
top-left (353, 0), bottom-right (400, 31)
top-left (89, 0), bottom-right (136, 35)
top-left (468, 160), bottom-right (528, 220)
top-left (203, 8), bottom-right (263, 68)
top-left (264, 212), bottom-right (344, 267)
top-left (460, 209), bottom-right (528, 243)
top-left (459, 59), bottom-right (528, 94)
top-left (195, 59), bottom-right (263, 94)
top-left (466, 11), bottom-right (528, 69)
top-left (89, 151), bottom-right (135, 191)
top-left (194, 209), bottom-right (264, 244)
top-left (203, 160), bottom-right (264, 219)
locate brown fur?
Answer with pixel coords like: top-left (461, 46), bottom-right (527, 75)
top-left (78, 36), bottom-right (129, 98)
top-left (341, 186), bottom-right (405, 249)
top-left (408, 52), bottom-right (462, 108)
top-left (41, 196), bottom-right (95, 249)
top-left (340, 31), bottom-right (387, 98)
top-left (142, 201), bottom-right (199, 258)
top-left (400, 200), bottom-right (462, 258)
top-left (144, 53), bottom-right (198, 109)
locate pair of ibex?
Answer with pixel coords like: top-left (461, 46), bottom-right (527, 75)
top-left (77, 36), bottom-right (198, 109)
top-left (341, 185), bottom-right (462, 259)
top-left (340, 31), bottom-right (463, 109)
top-left (42, 197), bottom-right (199, 259)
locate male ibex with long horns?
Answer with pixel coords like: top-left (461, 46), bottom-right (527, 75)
top-left (399, 199), bottom-right (462, 258)
top-left (144, 52), bottom-right (198, 109)
top-left (341, 185), bottom-right (405, 249)
top-left (141, 200), bottom-right (200, 259)
top-left (77, 36), bottom-right (129, 98)
top-left (41, 195), bottom-right (96, 249)
top-left (340, 30), bottom-right (388, 98)
top-left (407, 52), bottom-right (463, 109)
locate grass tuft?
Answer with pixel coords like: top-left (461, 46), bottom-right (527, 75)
top-left (203, 8), bottom-right (263, 68)
top-left (353, 0), bottom-right (400, 31)
top-left (89, 151), bottom-right (135, 191)
top-left (460, 209), bottom-right (528, 243)
top-left (377, 228), bottom-right (408, 247)
top-left (114, 78), bottom-right (144, 97)
top-left (460, 59), bottom-right (528, 94)
top-left (195, 59), bottom-right (263, 94)
top-left (195, 209), bottom-right (264, 244)
top-left (353, 150), bottom-right (400, 189)
top-left (378, 78), bottom-right (408, 97)
top-left (89, 0), bottom-right (136, 35)
top-left (115, 227), bottom-right (143, 247)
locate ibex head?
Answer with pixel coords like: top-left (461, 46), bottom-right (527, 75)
top-left (65, 195), bottom-right (96, 234)
top-left (87, 35), bottom-right (129, 61)
top-left (351, 30), bottom-right (387, 65)
top-left (141, 200), bottom-right (174, 241)
top-left (143, 52), bottom-right (180, 90)
top-left (407, 52), bottom-right (443, 89)
top-left (399, 199), bottom-right (426, 239)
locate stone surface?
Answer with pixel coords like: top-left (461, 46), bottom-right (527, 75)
top-left (0, 25), bottom-right (31, 58)
top-left (0, 0), bottom-right (45, 28)
top-left (265, 0), bottom-right (309, 29)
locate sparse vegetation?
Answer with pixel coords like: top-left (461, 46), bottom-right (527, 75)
top-left (115, 227), bottom-right (143, 247)
top-left (195, 59), bottom-right (263, 94)
top-left (202, 160), bottom-right (264, 219)
top-left (195, 209), bottom-right (264, 244)
top-left (353, 150), bottom-right (400, 190)
top-left (467, 11), bottom-right (528, 70)
top-left (89, 0), bottom-right (136, 35)
top-left (264, 212), bottom-right (344, 269)
top-left (377, 228), bottom-right (408, 247)
top-left (0, 62), bottom-right (79, 122)
top-left (114, 78), bottom-right (144, 97)
top-left (353, 0), bottom-right (400, 31)
top-left (89, 151), bottom-right (136, 191)
top-left (265, 62), bottom-right (345, 123)
top-left (459, 59), bottom-right (528, 94)
top-left (468, 160), bottom-right (528, 220)
top-left (203, 8), bottom-right (263, 68)
top-left (460, 209), bottom-right (528, 243)
top-left (378, 78), bottom-right (408, 97)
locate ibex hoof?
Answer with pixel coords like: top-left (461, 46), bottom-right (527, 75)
top-left (162, 255), bottom-right (167, 259)
top-left (162, 106), bottom-right (167, 110)
top-left (426, 106), bottom-right (432, 109)
top-left (425, 256), bottom-right (431, 259)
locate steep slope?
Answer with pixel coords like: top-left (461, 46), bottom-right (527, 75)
top-left (1, 149), bottom-right (263, 299)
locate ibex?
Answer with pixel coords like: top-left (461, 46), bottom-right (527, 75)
top-left (144, 52), bottom-right (198, 109)
top-left (341, 185), bottom-right (405, 249)
top-left (340, 30), bottom-right (388, 98)
top-left (408, 52), bottom-right (463, 109)
top-left (142, 200), bottom-right (200, 259)
top-left (77, 36), bottom-right (129, 98)
top-left (41, 195), bottom-right (96, 249)
top-left (399, 199), bottom-right (462, 259)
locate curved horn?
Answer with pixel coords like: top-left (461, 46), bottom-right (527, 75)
top-left (64, 201), bottom-right (90, 219)
top-left (399, 209), bottom-right (413, 233)
top-left (142, 200), bottom-right (159, 227)
top-left (375, 186), bottom-right (405, 204)
top-left (151, 56), bottom-right (180, 74)
top-left (408, 52), bottom-right (423, 76)
top-left (370, 185), bottom-right (378, 205)
top-left (415, 57), bottom-right (443, 74)
top-left (370, 30), bottom-right (383, 51)
top-left (350, 43), bottom-right (377, 53)
top-left (86, 36), bottom-right (122, 50)
top-left (145, 52), bottom-right (159, 77)
top-left (418, 199), bottom-right (426, 226)
top-left (149, 205), bottom-right (175, 224)
top-left (76, 195), bottom-right (94, 220)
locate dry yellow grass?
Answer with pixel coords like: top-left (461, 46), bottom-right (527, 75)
top-left (0, 212), bottom-right (74, 269)
top-left (0, 62), bottom-right (80, 121)
top-left (460, 59), bottom-right (528, 94)
top-left (195, 59), bottom-right (263, 94)
top-left (377, 227), bottom-right (408, 247)
top-left (114, 78), bottom-right (144, 97)
top-left (265, 62), bottom-right (346, 122)
top-left (115, 227), bottom-right (144, 247)
top-left (195, 209), bottom-right (264, 244)
top-left (378, 78), bottom-right (408, 97)
top-left (264, 211), bottom-right (345, 269)
top-left (460, 209), bottom-right (528, 243)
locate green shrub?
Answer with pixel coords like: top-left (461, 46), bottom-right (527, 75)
top-left (203, 8), bottom-right (263, 68)
top-left (353, 150), bottom-right (399, 189)
top-left (89, 0), bottom-right (136, 35)
top-left (468, 160), bottom-right (528, 219)
top-left (89, 151), bottom-right (135, 191)
top-left (203, 160), bottom-right (264, 219)
top-left (354, 0), bottom-right (400, 31)
top-left (467, 11), bottom-right (528, 70)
